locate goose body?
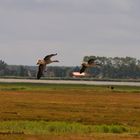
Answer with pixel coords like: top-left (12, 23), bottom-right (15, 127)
top-left (37, 53), bottom-right (59, 79)
top-left (80, 59), bottom-right (96, 73)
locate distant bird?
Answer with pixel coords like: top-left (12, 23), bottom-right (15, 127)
top-left (110, 86), bottom-right (114, 90)
top-left (36, 53), bottom-right (59, 79)
top-left (80, 59), bottom-right (97, 73)
top-left (107, 86), bottom-right (114, 90)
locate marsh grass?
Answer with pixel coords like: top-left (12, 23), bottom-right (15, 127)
top-left (0, 82), bottom-right (140, 139)
top-left (0, 121), bottom-right (130, 135)
top-left (0, 83), bottom-right (81, 91)
top-left (0, 83), bottom-right (140, 94)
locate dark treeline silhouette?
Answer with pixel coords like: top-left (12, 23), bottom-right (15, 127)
top-left (83, 56), bottom-right (140, 79)
top-left (0, 56), bottom-right (140, 79)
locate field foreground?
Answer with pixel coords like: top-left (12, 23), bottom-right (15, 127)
top-left (0, 82), bottom-right (140, 140)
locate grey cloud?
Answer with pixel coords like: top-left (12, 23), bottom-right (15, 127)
top-left (0, 0), bottom-right (136, 14)
top-left (0, 0), bottom-right (140, 65)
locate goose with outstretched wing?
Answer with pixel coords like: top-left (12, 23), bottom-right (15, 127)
top-left (36, 53), bottom-right (59, 79)
top-left (80, 58), bottom-right (97, 73)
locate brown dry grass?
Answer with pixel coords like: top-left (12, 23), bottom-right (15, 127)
top-left (0, 90), bottom-right (140, 127)
top-left (0, 134), bottom-right (140, 140)
top-left (0, 83), bottom-right (140, 140)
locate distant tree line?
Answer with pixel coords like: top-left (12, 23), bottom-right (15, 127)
top-left (0, 56), bottom-right (140, 79)
top-left (0, 60), bottom-right (37, 77)
top-left (83, 56), bottom-right (140, 79)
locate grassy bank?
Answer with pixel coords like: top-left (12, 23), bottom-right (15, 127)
top-left (1, 82), bottom-right (140, 92)
top-left (0, 120), bottom-right (131, 135)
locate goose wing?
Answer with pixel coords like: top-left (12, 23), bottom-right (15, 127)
top-left (44, 53), bottom-right (57, 61)
top-left (88, 59), bottom-right (95, 65)
top-left (80, 64), bottom-right (87, 73)
top-left (43, 55), bottom-right (51, 61)
top-left (37, 64), bottom-right (46, 79)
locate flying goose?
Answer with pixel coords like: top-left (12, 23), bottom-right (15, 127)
top-left (80, 58), bottom-right (98, 73)
top-left (36, 53), bottom-right (59, 79)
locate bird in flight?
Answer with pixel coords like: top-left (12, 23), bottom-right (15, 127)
top-left (36, 53), bottom-right (59, 79)
top-left (80, 58), bottom-right (100, 73)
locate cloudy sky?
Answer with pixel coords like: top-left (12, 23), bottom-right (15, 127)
top-left (0, 0), bottom-right (140, 66)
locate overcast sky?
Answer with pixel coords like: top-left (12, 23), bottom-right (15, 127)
top-left (0, 0), bottom-right (140, 66)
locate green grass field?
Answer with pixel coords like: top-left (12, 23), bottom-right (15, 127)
top-left (0, 82), bottom-right (140, 140)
